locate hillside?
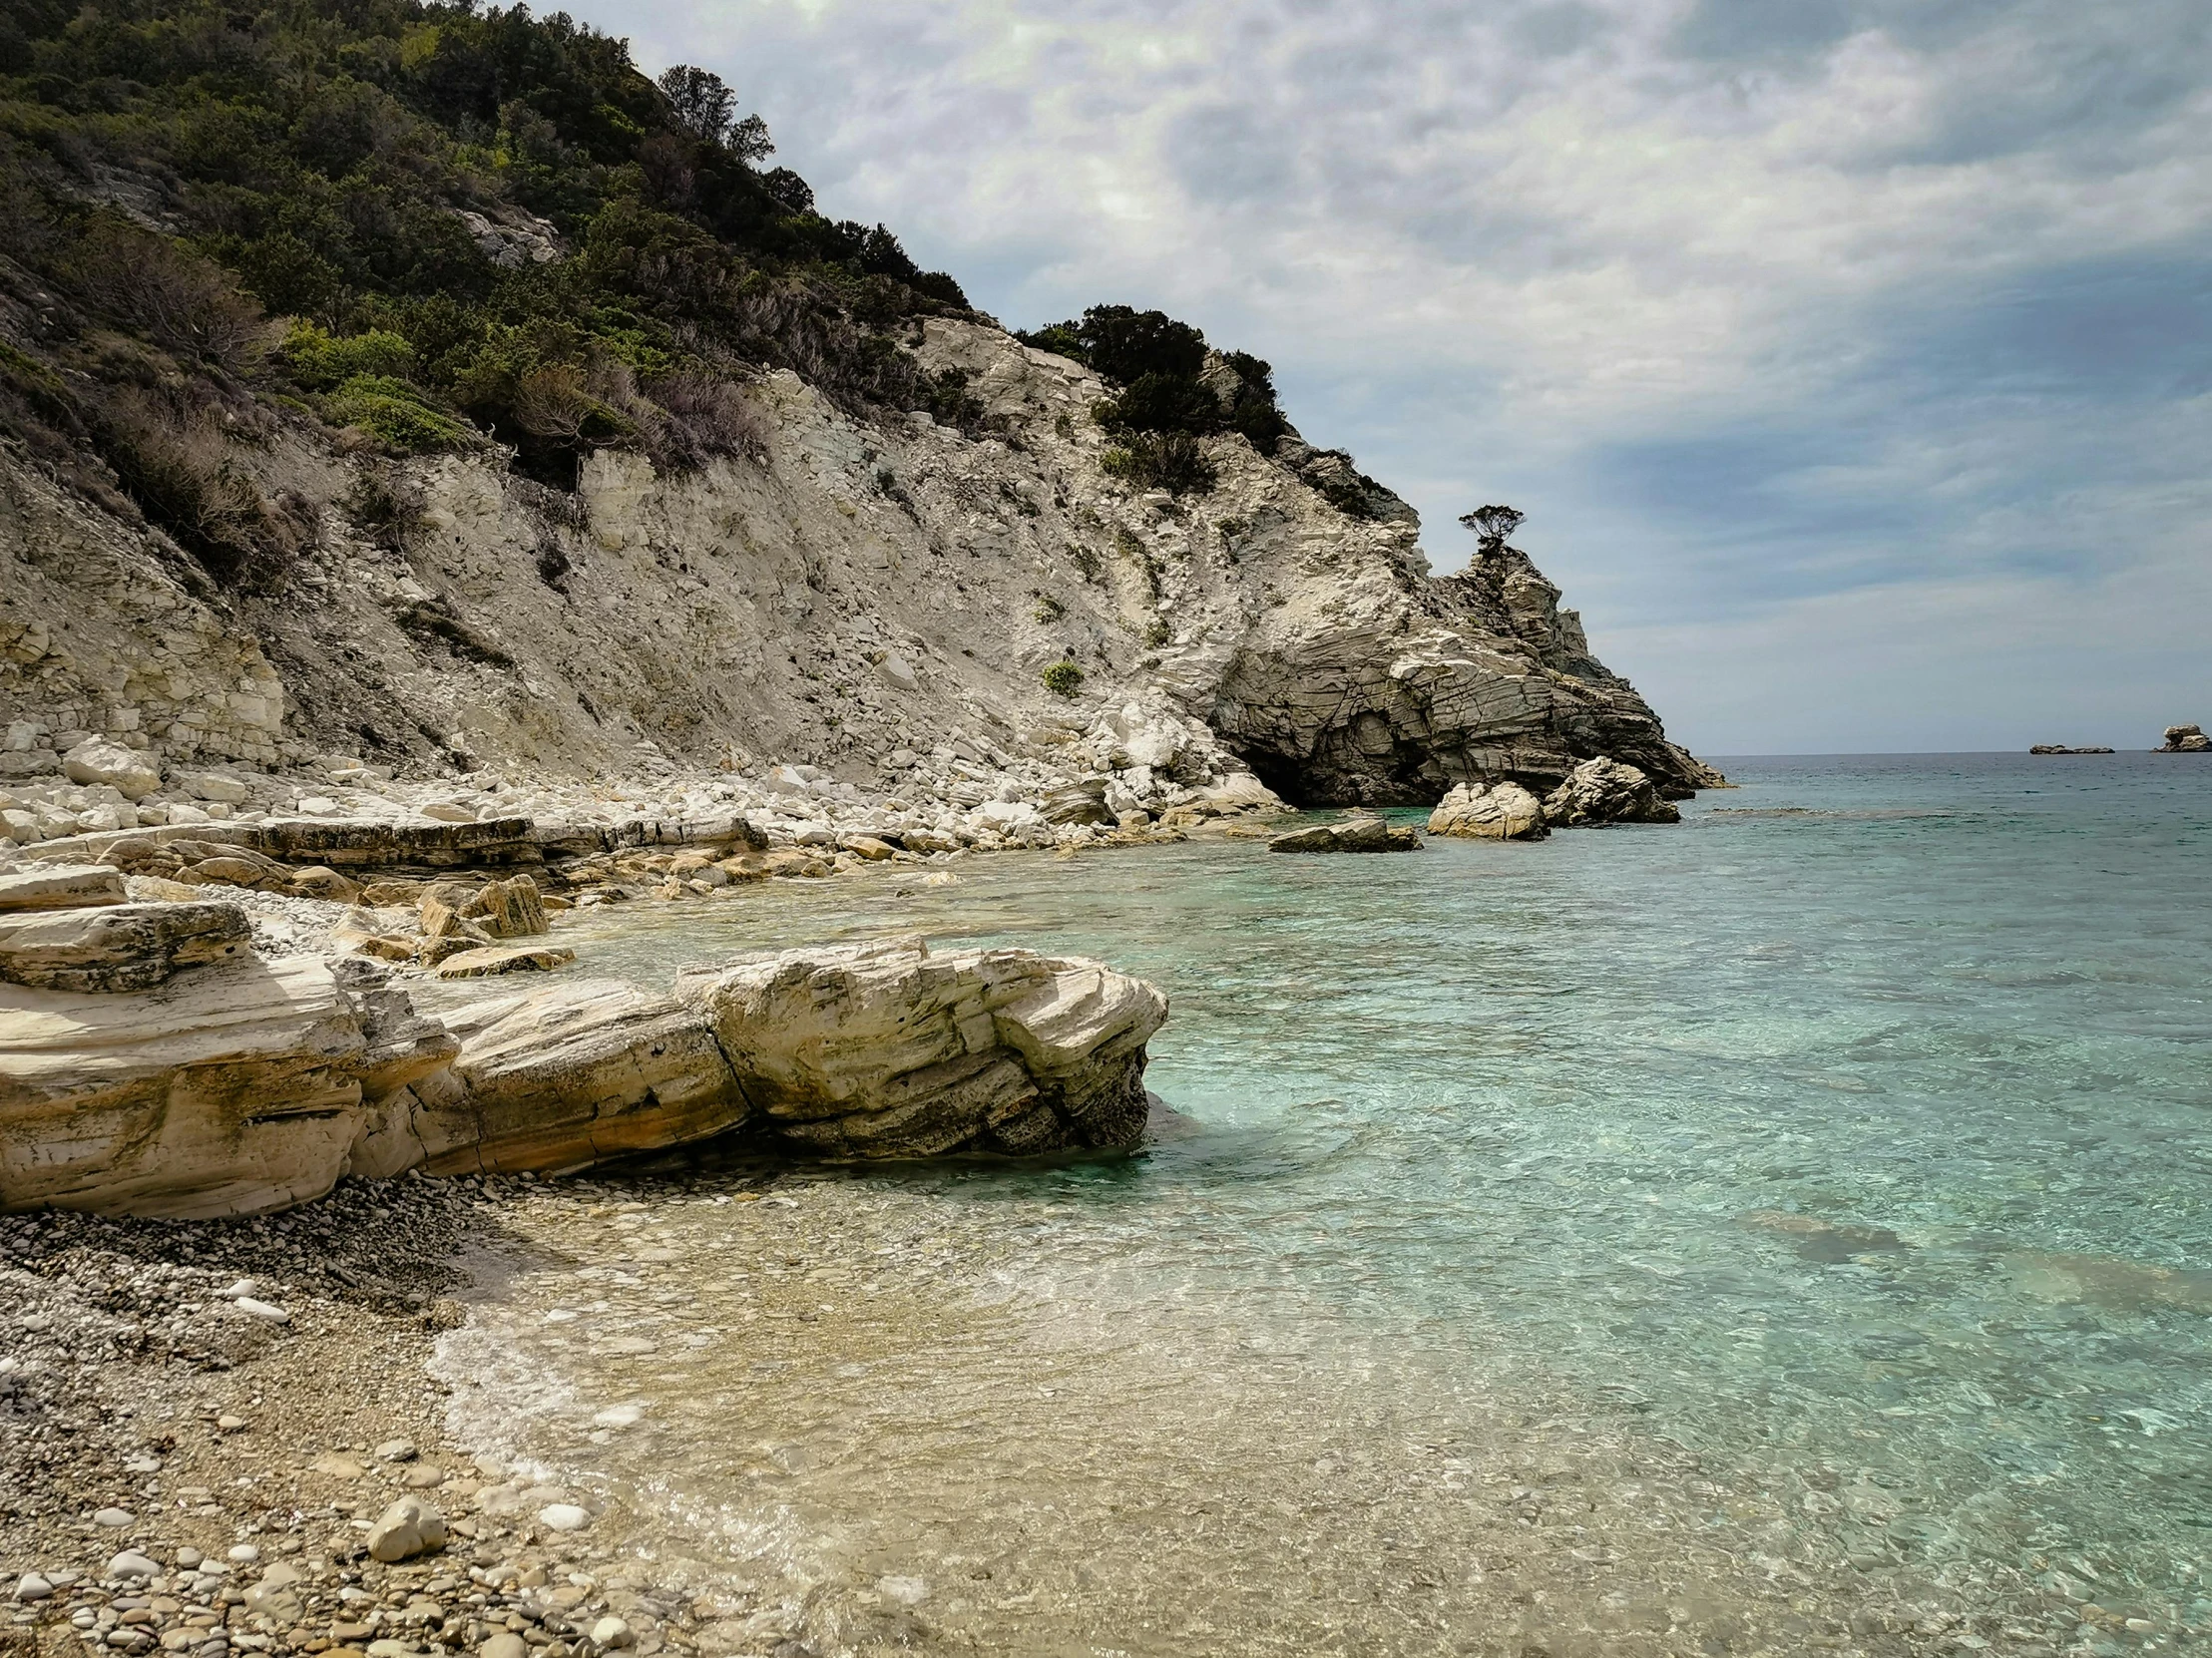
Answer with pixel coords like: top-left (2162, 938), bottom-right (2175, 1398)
top-left (0, 0), bottom-right (1717, 813)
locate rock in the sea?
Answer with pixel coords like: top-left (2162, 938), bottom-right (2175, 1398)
top-left (405, 979), bottom-right (746, 1175)
top-left (365, 1496), bottom-right (446, 1563)
top-left (62, 739), bottom-right (162, 800)
top-left (676, 937), bottom-right (1168, 1157)
top-left (0, 863), bottom-right (128, 911)
top-left (2158, 723), bottom-right (2209, 752)
top-left (1541, 757), bottom-right (1681, 827)
top-left (1268, 815), bottom-right (1423, 853)
top-left (431, 943), bottom-right (576, 980)
top-left (0, 956), bottom-right (453, 1217)
top-left (0, 901), bottom-right (250, 992)
top-left (1427, 781), bottom-right (1548, 840)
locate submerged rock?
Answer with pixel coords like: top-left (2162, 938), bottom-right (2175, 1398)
top-left (676, 937), bottom-right (1168, 1157)
top-left (1427, 781), bottom-right (1548, 840)
top-left (1541, 757), bottom-right (1680, 827)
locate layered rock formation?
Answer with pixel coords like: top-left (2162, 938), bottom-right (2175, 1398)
top-left (1427, 781), bottom-right (1548, 841)
top-left (0, 916), bottom-right (1170, 1215)
top-left (1, 318), bottom-right (1713, 818)
top-left (2159, 724), bottom-right (2209, 753)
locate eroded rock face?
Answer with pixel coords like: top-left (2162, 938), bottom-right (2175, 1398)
top-left (0, 957), bottom-right (447, 1218)
top-left (1427, 781), bottom-right (1549, 841)
top-left (0, 900), bottom-right (250, 992)
top-left (405, 979), bottom-right (746, 1176)
top-left (675, 938), bottom-right (1167, 1157)
top-left (1542, 757), bottom-right (1681, 827)
top-left (2159, 724), bottom-right (2209, 752)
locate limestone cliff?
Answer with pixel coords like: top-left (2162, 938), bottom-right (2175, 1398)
top-left (1, 317), bottom-right (1712, 807)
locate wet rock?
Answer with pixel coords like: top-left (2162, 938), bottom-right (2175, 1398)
top-left (1427, 781), bottom-right (1548, 840)
top-left (431, 944), bottom-right (576, 980)
top-left (675, 937), bottom-right (1168, 1156)
top-left (1268, 816), bottom-right (1422, 853)
top-left (1541, 757), bottom-right (1681, 827)
top-left (538, 1503), bottom-right (590, 1532)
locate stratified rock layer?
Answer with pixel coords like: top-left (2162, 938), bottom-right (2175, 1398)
top-left (1543, 758), bottom-right (1681, 827)
top-left (1427, 781), bottom-right (1549, 841)
top-left (676, 937), bottom-right (1167, 1157)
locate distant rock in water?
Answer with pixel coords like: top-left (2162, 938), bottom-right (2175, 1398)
top-left (1427, 781), bottom-right (1548, 840)
top-left (1268, 815), bottom-right (1422, 854)
top-left (2028, 745), bottom-right (2114, 755)
top-left (2157, 724), bottom-right (2209, 752)
top-left (1541, 758), bottom-right (1680, 828)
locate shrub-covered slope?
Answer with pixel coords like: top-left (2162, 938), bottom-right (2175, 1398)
top-left (0, 0), bottom-right (1716, 806)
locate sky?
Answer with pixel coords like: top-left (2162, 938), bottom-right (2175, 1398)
top-left (614, 0), bottom-right (2212, 754)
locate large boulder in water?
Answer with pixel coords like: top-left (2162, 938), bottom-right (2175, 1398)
top-left (1427, 782), bottom-right (1548, 841)
top-left (2158, 723), bottom-right (2209, 752)
top-left (676, 938), bottom-right (1168, 1157)
top-left (1541, 757), bottom-right (1681, 827)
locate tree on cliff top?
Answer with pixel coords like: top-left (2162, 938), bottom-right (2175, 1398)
top-left (1460, 505), bottom-right (1526, 556)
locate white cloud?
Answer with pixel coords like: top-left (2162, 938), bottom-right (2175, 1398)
top-left (616, 0), bottom-right (2212, 750)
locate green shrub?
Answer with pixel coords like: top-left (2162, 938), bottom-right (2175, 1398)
top-left (1143, 619), bottom-right (1172, 647)
top-left (1041, 661), bottom-right (1085, 699)
top-left (324, 375), bottom-right (473, 453)
top-left (283, 323), bottom-right (417, 391)
top-left (1102, 432), bottom-right (1217, 496)
top-left (1033, 595), bottom-right (1065, 622)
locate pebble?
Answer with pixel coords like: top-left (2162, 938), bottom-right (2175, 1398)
top-left (14, 1573), bottom-right (54, 1602)
top-left (592, 1406), bottom-right (644, 1429)
top-left (365, 1496), bottom-right (447, 1563)
top-left (480, 1635), bottom-right (528, 1658)
top-left (589, 1616), bottom-right (633, 1649)
top-left (537, 1503), bottom-right (591, 1533)
top-left (374, 1438), bottom-right (418, 1462)
top-left (107, 1552), bottom-right (161, 1580)
top-left (93, 1507), bottom-right (137, 1527)
top-left (232, 1297), bottom-right (289, 1323)
top-left (226, 1546), bottom-right (258, 1565)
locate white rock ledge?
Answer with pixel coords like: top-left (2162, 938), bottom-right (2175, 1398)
top-left (0, 932), bottom-right (1170, 1217)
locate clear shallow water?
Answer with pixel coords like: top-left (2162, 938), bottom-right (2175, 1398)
top-left (439, 754), bottom-right (2212, 1656)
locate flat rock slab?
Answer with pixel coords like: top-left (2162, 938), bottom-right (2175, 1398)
top-left (0, 864), bottom-right (128, 911)
top-left (432, 945), bottom-right (576, 980)
top-left (1269, 818), bottom-right (1423, 853)
top-left (0, 901), bottom-right (251, 992)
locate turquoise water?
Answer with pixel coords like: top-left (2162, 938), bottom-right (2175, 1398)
top-left (443, 754), bottom-right (2212, 1655)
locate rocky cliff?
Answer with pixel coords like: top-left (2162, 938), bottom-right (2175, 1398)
top-left (1, 315), bottom-right (1712, 810)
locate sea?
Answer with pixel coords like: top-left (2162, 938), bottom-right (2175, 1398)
top-left (434, 753), bottom-right (2212, 1657)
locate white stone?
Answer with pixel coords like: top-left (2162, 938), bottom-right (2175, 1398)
top-left (93, 1507), bottom-right (136, 1527)
top-left (538, 1503), bottom-right (591, 1532)
top-left (232, 1297), bottom-right (289, 1323)
top-left (63, 740), bottom-right (161, 801)
top-left (365, 1496), bottom-right (447, 1563)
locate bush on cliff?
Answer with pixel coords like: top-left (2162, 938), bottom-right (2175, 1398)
top-left (1020, 304), bottom-right (1291, 462)
top-left (0, 0), bottom-right (981, 535)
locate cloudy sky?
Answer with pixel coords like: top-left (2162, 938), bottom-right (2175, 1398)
top-left (619, 0), bottom-right (2211, 754)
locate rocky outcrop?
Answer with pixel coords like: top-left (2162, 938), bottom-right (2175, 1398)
top-left (0, 864), bottom-right (127, 911)
top-left (2029, 745), bottom-right (2114, 755)
top-left (1268, 816), bottom-right (1423, 854)
top-left (0, 955), bottom-right (455, 1218)
top-left (0, 901), bottom-right (250, 992)
top-left (404, 979), bottom-right (743, 1177)
top-left (675, 937), bottom-right (1167, 1157)
top-left (1427, 781), bottom-right (1549, 841)
top-left (1542, 757), bottom-right (1681, 827)
top-left (0, 922), bottom-right (1172, 1212)
top-left (2159, 724), bottom-right (2209, 752)
top-left (1, 316), bottom-right (1713, 825)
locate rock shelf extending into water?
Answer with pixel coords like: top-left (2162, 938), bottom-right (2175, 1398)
top-left (0, 863), bottom-right (1170, 1217)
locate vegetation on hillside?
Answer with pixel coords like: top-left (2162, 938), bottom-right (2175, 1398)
top-left (0, 0), bottom-right (980, 581)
